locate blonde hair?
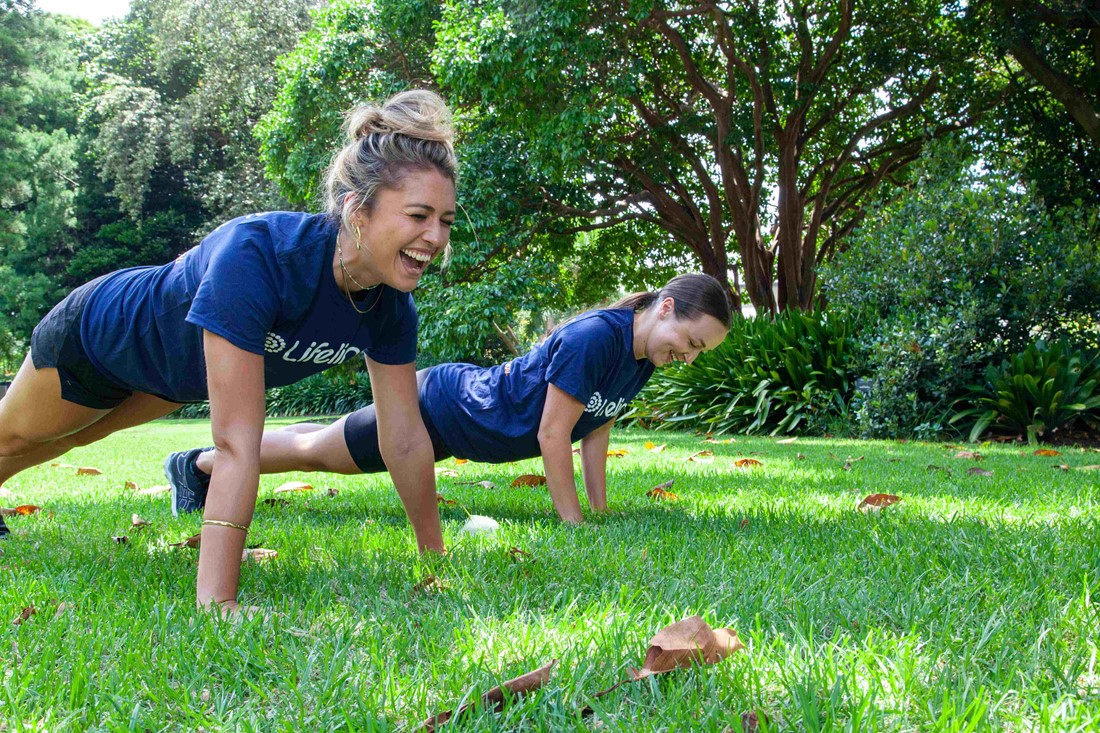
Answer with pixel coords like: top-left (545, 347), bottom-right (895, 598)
top-left (324, 90), bottom-right (457, 230)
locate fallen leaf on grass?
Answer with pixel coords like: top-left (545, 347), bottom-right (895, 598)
top-left (170, 532), bottom-right (202, 549)
top-left (76, 467), bottom-right (102, 476)
top-left (54, 602), bottom-right (70, 620)
top-left (737, 710), bottom-right (770, 733)
top-left (607, 449), bottom-right (629, 458)
top-left (436, 494), bottom-right (457, 506)
top-left (1054, 463), bottom-right (1071, 472)
top-left (242, 548), bottom-right (277, 562)
top-left (507, 547), bottom-right (533, 561)
top-left (136, 485), bottom-right (170, 496)
top-left (0, 505), bottom-right (42, 517)
top-left (797, 453), bottom-right (807, 460)
top-left (435, 468), bottom-right (460, 478)
top-left (112, 536), bottom-right (128, 544)
top-left (734, 458), bottom-right (762, 468)
top-left (132, 514), bottom-right (150, 528)
top-left (927, 464), bottom-right (952, 475)
top-left (686, 450), bottom-right (715, 463)
top-left (12, 605), bottom-right (35, 626)
top-left (954, 450), bottom-right (983, 460)
top-left (511, 474), bottom-right (547, 487)
top-left (644, 442), bottom-right (666, 452)
top-left (274, 481), bottom-right (312, 494)
top-left (1077, 465), bottom-right (1100, 471)
top-left (702, 437), bottom-right (735, 444)
top-left (967, 467), bottom-right (994, 477)
top-left (739, 519), bottom-right (750, 529)
top-left (629, 616), bottom-right (744, 679)
top-left (261, 497), bottom-right (290, 508)
top-left (858, 493), bottom-right (901, 510)
top-left (572, 447), bottom-right (581, 455)
top-left (645, 479), bottom-right (677, 501)
top-left (454, 459), bottom-right (468, 465)
top-left (124, 481), bottom-right (139, 491)
top-left (458, 480), bottom-right (496, 490)
top-left (776, 437), bottom-right (798, 444)
top-left (412, 574), bottom-right (447, 594)
top-left (842, 461), bottom-right (853, 471)
top-left (1033, 449), bottom-right (1061, 457)
top-left (421, 660), bottom-right (557, 732)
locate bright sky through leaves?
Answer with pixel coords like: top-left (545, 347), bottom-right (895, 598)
top-left (35, 0), bottom-right (130, 24)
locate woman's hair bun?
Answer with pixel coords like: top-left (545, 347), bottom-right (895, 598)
top-left (346, 90), bottom-right (454, 146)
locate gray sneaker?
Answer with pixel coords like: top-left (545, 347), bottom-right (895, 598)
top-left (165, 447), bottom-right (212, 517)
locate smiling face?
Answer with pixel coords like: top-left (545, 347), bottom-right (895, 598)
top-left (640, 297), bottom-right (729, 367)
top-left (343, 167), bottom-right (457, 293)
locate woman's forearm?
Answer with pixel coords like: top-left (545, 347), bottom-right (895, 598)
top-left (195, 448), bottom-right (260, 609)
top-left (539, 428), bottom-right (584, 523)
top-left (382, 431), bottom-right (445, 552)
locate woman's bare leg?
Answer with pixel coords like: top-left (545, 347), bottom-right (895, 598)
top-left (195, 415), bottom-right (362, 476)
top-left (0, 353), bottom-right (184, 485)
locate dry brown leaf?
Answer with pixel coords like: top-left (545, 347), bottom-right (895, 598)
top-left (458, 480), bottom-right (496, 490)
top-left (326, 488), bottom-right (339, 497)
top-left (274, 481), bottom-right (313, 494)
top-left (507, 547), bottom-right (533, 561)
top-left (76, 467), bottom-right (102, 476)
top-left (858, 493), bottom-right (901, 510)
top-left (1033, 449), bottom-right (1061, 457)
top-left (734, 458), bottom-right (762, 468)
top-left (646, 486), bottom-right (679, 501)
top-left (842, 461), bottom-right (853, 471)
top-left (738, 518), bottom-right (750, 530)
top-left (797, 453), bottom-right (807, 460)
top-left (686, 450), bottom-right (715, 463)
top-left (644, 441), bottom-right (666, 452)
top-left (421, 660), bottom-right (556, 732)
top-left (607, 449), bottom-right (629, 458)
top-left (954, 450), bottom-right (983, 460)
top-left (1054, 463), bottom-right (1071, 472)
top-left (136, 485), bottom-right (170, 496)
top-left (261, 497), bottom-right (291, 508)
top-left (572, 447), bottom-right (581, 455)
top-left (112, 536), bottom-right (129, 544)
top-left (628, 616), bottom-right (745, 680)
top-left (967, 467), bottom-right (994, 477)
top-left (927, 464), bottom-right (952, 475)
top-left (436, 494), bottom-right (457, 506)
top-left (454, 458), bottom-right (468, 465)
top-left (53, 602), bottom-right (70, 620)
top-left (412, 574), bottom-right (447, 594)
top-left (170, 532), bottom-right (202, 549)
top-left (12, 605), bottom-right (35, 626)
top-left (0, 505), bottom-right (42, 517)
top-left (511, 474), bottom-right (547, 487)
top-left (124, 481), bottom-right (139, 491)
top-left (435, 468), bottom-right (460, 478)
top-left (132, 514), bottom-right (150, 528)
top-left (242, 548), bottom-right (278, 562)
top-left (737, 710), bottom-right (770, 733)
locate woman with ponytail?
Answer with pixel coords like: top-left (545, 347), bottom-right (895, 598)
top-left (0, 90), bottom-right (455, 613)
top-left (164, 274), bottom-right (732, 524)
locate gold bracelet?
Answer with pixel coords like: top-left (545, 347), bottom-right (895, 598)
top-left (202, 519), bottom-right (250, 532)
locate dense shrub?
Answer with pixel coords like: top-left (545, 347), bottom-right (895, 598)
top-left (172, 369), bottom-right (372, 419)
top-left (951, 340), bottom-right (1100, 444)
top-left (820, 141), bottom-right (1100, 438)
top-left (627, 309), bottom-right (857, 436)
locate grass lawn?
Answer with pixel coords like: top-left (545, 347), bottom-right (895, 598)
top-left (2, 420), bottom-right (1099, 731)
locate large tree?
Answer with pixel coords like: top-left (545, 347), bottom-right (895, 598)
top-left (434, 0), bottom-right (998, 312)
top-left (258, 0), bottom-right (650, 362)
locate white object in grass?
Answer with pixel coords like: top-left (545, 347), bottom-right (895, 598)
top-left (460, 515), bottom-right (500, 535)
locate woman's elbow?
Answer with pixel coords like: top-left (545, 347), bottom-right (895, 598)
top-left (379, 431), bottom-right (432, 463)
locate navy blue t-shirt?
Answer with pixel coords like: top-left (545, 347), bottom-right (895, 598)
top-left (423, 308), bottom-right (654, 463)
top-left (81, 212), bottom-right (418, 403)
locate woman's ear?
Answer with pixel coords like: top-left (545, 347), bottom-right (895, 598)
top-left (658, 296), bottom-right (676, 319)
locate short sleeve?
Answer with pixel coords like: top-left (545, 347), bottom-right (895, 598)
top-left (185, 237), bottom-right (281, 355)
top-left (544, 316), bottom-right (618, 406)
top-left (363, 290), bottom-right (419, 365)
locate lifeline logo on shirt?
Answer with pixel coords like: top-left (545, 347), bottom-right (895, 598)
top-left (585, 391), bottom-right (629, 418)
top-left (264, 332), bottom-right (361, 364)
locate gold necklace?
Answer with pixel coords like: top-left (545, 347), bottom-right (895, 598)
top-left (338, 239), bottom-right (382, 315)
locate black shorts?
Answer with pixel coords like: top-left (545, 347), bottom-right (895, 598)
top-left (343, 368), bottom-right (452, 473)
top-left (30, 276), bottom-right (134, 409)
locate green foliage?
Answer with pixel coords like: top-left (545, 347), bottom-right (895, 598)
top-left (174, 369), bottom-right (373, 419)
top-left (257, 0), bottom-right (633, 363)
top-left (821, 140), bottom-right (1100, 438)
top-left (951, 340), bottom-right (1100, 444)
top-left (0, 6), bottom-right (88, 359)
top-left (629, 310), bottom-right (857, 436)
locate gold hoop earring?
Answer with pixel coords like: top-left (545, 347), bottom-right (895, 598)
top-left (354, 224), bottom-right (363, 251)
